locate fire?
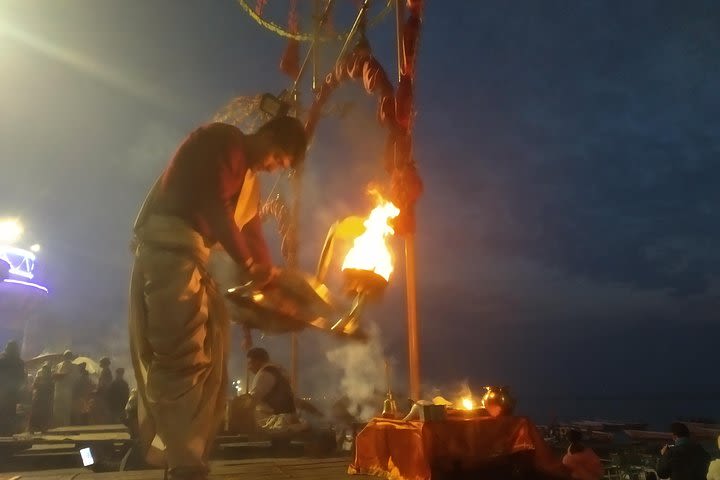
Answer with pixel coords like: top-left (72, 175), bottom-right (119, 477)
top-left (461, 397), bottom-right (475, 410)
top-left (341, 199), bottom-right (400, 281)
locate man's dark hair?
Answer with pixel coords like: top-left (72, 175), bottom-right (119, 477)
top-left (256, 115), bottom-right (307, 166)
top-left (670, 422), bottom-right (690, 438)
top-left (246, 347), bottom-right (270, 363)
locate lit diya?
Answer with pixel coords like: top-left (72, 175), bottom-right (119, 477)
top-left (330, 198), bottom-right (399, 335)
top-left (226, 194), bottom-right (400, 341)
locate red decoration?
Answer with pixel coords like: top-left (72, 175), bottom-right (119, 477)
top-left (303, 1), bottom-right (425, 235)
top-left (280, 40), bottom-right (301, 78)
top-left (280, 0), bottom-right (301, 78)
top-left (254, 0), bottom-right (267, 16)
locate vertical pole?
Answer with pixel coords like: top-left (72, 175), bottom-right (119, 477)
top-left (396, 0), bottom-right (421, 401)
top-left (312, 0), bottom-right (321, 92)
top-left (290, 332), bottom-right (299, 391)
top-left (395, 0), bottom-right (405, 83)
top-left (288, 164), bottom-right (303, 392)
top-left (405, 236), bottom-right (421, 400)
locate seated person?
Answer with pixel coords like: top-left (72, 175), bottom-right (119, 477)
top-left (562, 430), bottom-right (604, 480)
top-left (656, 422), bottom-right (710, 480)
top-left (245, 347), bottom-right (307, 435)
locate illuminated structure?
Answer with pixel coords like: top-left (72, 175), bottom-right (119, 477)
top-left (0, 242), bottom-right (49, 355)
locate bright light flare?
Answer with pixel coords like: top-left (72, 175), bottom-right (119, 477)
top-left (341, 198), bottom-right (400, 281)
top-left (0, 219), bottom-right (23, 244)
top-left (461, 397), bottom-right (475, 411)
top-left (29, 244), bottom-right (41, 253)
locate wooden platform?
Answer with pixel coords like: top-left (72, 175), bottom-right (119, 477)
top-left (1, 458), bottom-right (372, 480)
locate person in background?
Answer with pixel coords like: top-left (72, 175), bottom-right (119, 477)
top-left (90, 356), bottom-right (113, 423)
top-left (0, 341), bottom-right (26, 435)
top-left (52, 350), bottom-right (79, 427)
top-left (657, 422), bottom-right (710, 480)
top-left (107, 368), bottom-right (130, 423)
top-left (97, 357), bottom-right (113, 393)
top-left (705, 435), bottom-right (720, 480)
top-left (72, 362), bottom-right (95, 425)
top-left (245, 347), bottom-right (307, 437)
top-left (28, 362), bottom-right (54, 432)
top-left (562, 429), bottom-right (604, 480)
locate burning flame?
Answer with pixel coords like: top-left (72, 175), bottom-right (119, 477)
top-left (461, 397), bottom-right (475, 410)
top-left (341, 199), bottom-right (400, 281)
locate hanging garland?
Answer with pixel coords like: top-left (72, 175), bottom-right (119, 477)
top-left (305, 0), bottom-right (424, 236)
top-left (236, 0), bottom-right (394, 42)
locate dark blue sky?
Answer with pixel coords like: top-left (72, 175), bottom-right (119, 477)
top-left (1, 1), bottom-right (718, 415)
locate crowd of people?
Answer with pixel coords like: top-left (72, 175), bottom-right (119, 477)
top-left (0, 341), bottom-right (131, 435)
top-left (560, 424), bottom-right (718, 480)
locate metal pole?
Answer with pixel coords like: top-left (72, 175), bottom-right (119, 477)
top-left (290, 332), bottom-right (299, 391)
top-left (395, 0), bottom-right (405, 83)
top-left (288, 164), bottom-right (303, 391)
top-left (290, 0), bottom-right (336, 97)
top-left (396, 0), bottom-right (421, 401)
top-left (335, 0), bottom-right (370, 64)
top-left (405, 235), bottom-right (421, 401)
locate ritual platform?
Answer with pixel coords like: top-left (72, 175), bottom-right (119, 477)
top-left (350, 416), bottom-right (567, 480)
top-left (1, 458), bottom-right (374, 480)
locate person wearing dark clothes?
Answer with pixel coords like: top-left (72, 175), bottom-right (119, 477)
top-left (90, 356), bottom-right (113, 424)
top-left (107, 368), bottom-right (130, 423)
top-left (28, 362), bottom-right (53, 432)
top-left (72, 363), bottom-right (95, 425)
top-left (246, 347), bottom-right (306, 435)
top-left (656, 422), bottom-right (710, 480)
top-left (0, 341), bottom-right (26, 435)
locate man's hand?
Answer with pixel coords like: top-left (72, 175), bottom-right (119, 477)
top-left (248, 263), bottom-right (279, 288)
top-left (660, 444), bottom-right (669, 456)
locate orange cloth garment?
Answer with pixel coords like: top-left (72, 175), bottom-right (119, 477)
top-left (349, 416), bottom-right (567, 480)
top-left (562, 448), bottom-right (604, 480)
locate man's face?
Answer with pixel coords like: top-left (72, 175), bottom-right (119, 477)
top-left (259, 148), bottom-right (293, 173)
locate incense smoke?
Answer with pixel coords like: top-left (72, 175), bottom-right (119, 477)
top-left (325, 323), bottom-right (387, 420)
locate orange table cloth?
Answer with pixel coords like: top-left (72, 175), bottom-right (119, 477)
top-left (349, 416), bottom-right (566, 480)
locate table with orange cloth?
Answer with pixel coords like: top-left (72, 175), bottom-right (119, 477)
top-left (348, 416), bottom-right (567, 480)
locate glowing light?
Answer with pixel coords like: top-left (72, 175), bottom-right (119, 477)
top-left (2, 278), bottom-right (48, 293)
top-left (0, 219), bottom-right (23, 244)
top-left (30, 244), bottom-right (41, 253)
top-left (461, 397), bottom-right (475, 411)
top-left (341, 197), bottom-right (400, 281)
top-left (232, 379), bottom-right (244, 395)
top-left (0, 245), bottom-right (36, 279)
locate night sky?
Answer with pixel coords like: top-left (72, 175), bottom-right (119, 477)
top-left (1, 1), bottom-right (718, 421)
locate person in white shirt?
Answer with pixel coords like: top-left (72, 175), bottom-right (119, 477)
top-left (246, 347), bottom-right (307, 436)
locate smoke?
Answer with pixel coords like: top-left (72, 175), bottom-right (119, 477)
top-left (325, 322), bottom-right (387, 420)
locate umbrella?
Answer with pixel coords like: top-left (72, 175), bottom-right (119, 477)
top-left (25, 353), bottom-right (64, 371)
top-left (72, 356), bottom-right (101, 375)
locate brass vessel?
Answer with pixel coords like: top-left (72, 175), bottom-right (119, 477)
top-left (481, 386), bottom-right (516, 417)
top-left (226, 217), bottom-right (388, 341)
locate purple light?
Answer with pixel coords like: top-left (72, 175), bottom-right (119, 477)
top-left (0, 245), bottom-right (36, 279)
top-left (2, 278), bottom-right (48, 293)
